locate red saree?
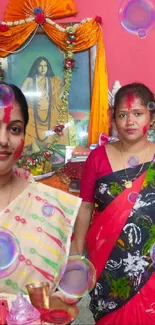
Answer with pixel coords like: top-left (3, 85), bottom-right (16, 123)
top-left (85, 159), bottom-right (155, 325)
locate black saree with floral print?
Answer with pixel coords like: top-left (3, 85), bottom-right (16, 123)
top-left (86, 159), bottom-right (155, 323)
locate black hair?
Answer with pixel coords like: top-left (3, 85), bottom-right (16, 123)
top-left (113, 82), bottom-right (155, 118)
top-left (27, 57), bottom-right (55, 77)
top-left (0, 82), bottom-right (29, 131)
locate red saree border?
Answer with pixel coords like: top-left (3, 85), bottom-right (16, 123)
top-left (86, 171), bottom-right (147, 280)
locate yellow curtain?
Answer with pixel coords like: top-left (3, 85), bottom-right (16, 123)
top-left (0, 0), bottom-right (109, 144)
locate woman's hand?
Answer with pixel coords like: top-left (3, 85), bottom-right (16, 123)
top-left (52, 290), bottom-right (79, 305)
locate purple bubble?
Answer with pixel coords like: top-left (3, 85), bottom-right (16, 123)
top-left (58, 255), bottom-right (96, 298)
top-left (147, 101), bottom-right (155, 110)
top-left (119, 0), bottom-right (155, 36)
top-left (42, 204), bottom-right (55, 217)
top-left (137, 28), bottom-right (147, 38)
top-left (0, 228), bottom-right (21, 278)
top-left (127, 156), bottom-right (140, 168)
top-left (128, 192), bottom-right (139, 203)
top-left (0, 85), bottom-right (14, 108)
top-left (150, 243), bottom-right (155, 265)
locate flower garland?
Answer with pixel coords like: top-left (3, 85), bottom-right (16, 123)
top-left (0, 8), bottom-right (93, 144)
top-left (47, 25), bottom-right (78, 147)
top-left (0, 7), bottom-right (104, 175)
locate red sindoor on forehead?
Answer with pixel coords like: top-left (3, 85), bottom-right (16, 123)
top-left (2, 105), bottom-right (13, 124)
top-left (126, 93), bottom-right (135, 110)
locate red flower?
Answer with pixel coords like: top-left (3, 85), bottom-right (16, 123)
top-left (0, 24), bottom-right (8, 32)
top-left (44, 150), bottom-right (51, 159)
top-left (53, 124), bottom-right (65, 134)
top-left (64, 58), bottom-right (75, 69)
top-left (35, 13), bottom-right (45, 24)
top-left (66, 38), bottom-right (76, 44)
top-left (26, 157), bottom-right (35, 166)
top-left (95, 16), bottom-right (103, 25)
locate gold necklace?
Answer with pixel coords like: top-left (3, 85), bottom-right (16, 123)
top-left (120, 143), bottom-right (149, 189)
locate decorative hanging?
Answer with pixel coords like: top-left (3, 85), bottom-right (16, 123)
top-left (0, 0), bottom-right (109, 149)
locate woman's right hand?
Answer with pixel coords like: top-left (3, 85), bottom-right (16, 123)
top-left (52, 290), bottom-right (79, 305)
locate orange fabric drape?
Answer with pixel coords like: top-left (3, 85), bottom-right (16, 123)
top-left (0, 0), bottom-right (109, 144)
top-left (0, 23), bottom-right (37, 56)
top-left (5, 0), bottom-right (77, 21)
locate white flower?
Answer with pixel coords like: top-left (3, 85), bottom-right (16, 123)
top-left (99, 183), bottom-right (107, 194)
top-left (108, 301), bottom-right (117, 310)
top-left (123, 250), bottom-right (148, 286)
top-left (97, 299), bottom-right (117, 311)
top-left (6, 22), bottom-right (13, 26)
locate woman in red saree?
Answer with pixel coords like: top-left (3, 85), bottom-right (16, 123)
top-left (71, 83), bottom-right (155, 324)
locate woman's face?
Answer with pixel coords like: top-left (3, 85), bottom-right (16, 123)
top-left (114, 95), bottom-right (152, 143)
top-left (0, 100), bottom-right (25, 175)
top-left (37, 60), bottom-right (48, 76)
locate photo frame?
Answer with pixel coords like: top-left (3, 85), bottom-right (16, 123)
top-left (0, 26), bottom-right (95, 175)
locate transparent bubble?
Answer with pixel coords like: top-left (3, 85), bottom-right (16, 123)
top-left (0, 228), bottom-right (21, 278)
top-left (42, 204), bottom-right (55, 218)
top-left (119, 0), bottom-right (155, 36)
top-left (127, 156), bottom-right (140, 168)
top-left (150, 243), bottom-right (155, 266)
top-left (147, 101), bottom-right (155, 110)
top-left (128, 192), bottom-right (139, 204)
top-left (57, 255), bottom-right (96, 298)
top-left (0, 84), bottom-right (14, 108)
top-left (137, 28), bottom-right (147, 38)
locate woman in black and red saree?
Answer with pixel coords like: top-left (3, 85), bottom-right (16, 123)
top-left (71, 83), bottom-right (155, 325)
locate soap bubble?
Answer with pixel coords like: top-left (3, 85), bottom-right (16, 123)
top-left (137, 28), bottom-right (147, 38)
top-left (150, 243), bottom-right (155, 266)
top-left (0, 228), bottom-right (21, 278)
top-left (57, 255), bottom-right (96, 298)
top-left (147, 101), bottom-right (155, 111)
top-left (128, 192), bottom-right (139, 204)
top-left (119, 0), bottom-right (155, 36)
top-left (0, 84), bottom-right (14, 108)
top-left (127, 156), bottom-right (140, 168)
top-left (42, 204), bottom-right (55, 218)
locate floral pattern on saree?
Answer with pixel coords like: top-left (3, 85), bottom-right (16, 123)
top-left (89, 161), bottom-right (155, 322)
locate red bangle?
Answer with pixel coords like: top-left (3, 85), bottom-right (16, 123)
top-left (71, 233), bottom-right (75, 241)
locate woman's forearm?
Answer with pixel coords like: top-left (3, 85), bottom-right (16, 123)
top-left (70, 202), bottom-right (94, 255)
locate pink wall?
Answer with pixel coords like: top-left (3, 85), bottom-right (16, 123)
top-left (0, 0), bottom-right (155, 91)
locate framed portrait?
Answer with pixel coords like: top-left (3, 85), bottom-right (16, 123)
top-left (0, 26), bottom-right (95, 174)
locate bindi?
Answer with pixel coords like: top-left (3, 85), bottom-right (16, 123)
top-left (2, 105), bottom-right (13, 124)
top-left (14, 139), bottom-right (24, 161)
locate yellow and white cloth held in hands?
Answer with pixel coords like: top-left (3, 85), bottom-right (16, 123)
top-left (0, 180), bottom-right (81, 294)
